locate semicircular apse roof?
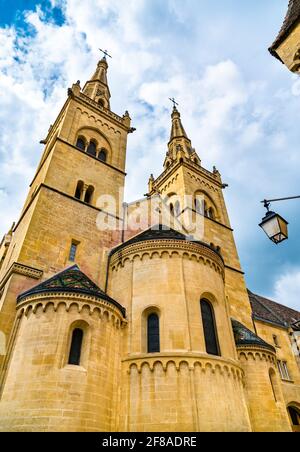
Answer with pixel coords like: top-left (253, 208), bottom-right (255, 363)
top-left (17, 265), bottom-right (126, 317)
top-left (231, 319), bottom-right (275, 353)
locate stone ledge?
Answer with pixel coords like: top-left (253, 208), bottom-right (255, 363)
top-left (110, 239), bottom-right (225, 279)
top-left (122, 352), bottom-right (244, 380)
top-left (17, 293), bottom-right (127, 326)
top-left (0, 262), bottom-right (43, 291)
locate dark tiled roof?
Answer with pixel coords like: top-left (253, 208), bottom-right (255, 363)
top-left (248, 290), bottom-right (300, 328)
top-left (17, 265), bottom-right (126, 316)
top-left (110, 225), bottom-right (188, 255)
top-left (269, 0), bottom-right (300, 57)
top-left (110, 224), bottom-right (223, 259)
top-left (231, 319), bottom-right (275, 353)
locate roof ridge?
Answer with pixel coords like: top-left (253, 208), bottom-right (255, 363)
top-left (269, 0), bottom-right (300, 54)
top-left (249, 289), bottom-right (300, 317)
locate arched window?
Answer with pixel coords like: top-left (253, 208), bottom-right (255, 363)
top-left (76, 137), bottom-right (86, 151)
top-left (174, 201), bottom-right (181, 216)
top-left (87, 141), bottom-right (97, 157)
top-left (200, 299), bottom-right (220, 356)
top-left (84, 186), bottom-right (94, 205)
top-left (269, 369), bottom-right (279, 402)
top-left (170, 203), bottom-right (174, 215)
top-left (98, 149), bottom-right (107, 163)
top-left (207, 207), bottom-right (215, 220)
top-left (98, 99), bottom-right (105, 107)
top-left (288, 406), bottom-right (300, 427)
top-left (68, 328), bottom-right (84, 366)
top-left (147, 313), bottom-right (160, 353)
top-left (75, 181), bottom-right (84, 200)
top-left (195, 198), bottom-right (202, 214)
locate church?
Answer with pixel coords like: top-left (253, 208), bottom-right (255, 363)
top-left (0, 52), bottom-right (299, 432)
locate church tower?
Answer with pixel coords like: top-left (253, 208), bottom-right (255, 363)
top-left (0, 60), bottom-right (298, 433)
top-left (0, 56), bottom-right (133, 371)
top-left (148, 105), bottom-right (253, 329)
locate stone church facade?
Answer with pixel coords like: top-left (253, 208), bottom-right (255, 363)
top-left (0, 55), bottom-right (299, 432)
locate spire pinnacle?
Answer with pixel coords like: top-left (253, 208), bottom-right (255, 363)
top-left (169, 106), bottom-right (188, 142)
top-left (163, 105), bottom-right (201, 170)
top-left (82, 56), bottom-right (111, 109)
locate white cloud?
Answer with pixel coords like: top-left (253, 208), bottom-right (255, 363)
top-left (271, 268), bottom-right (300, 312)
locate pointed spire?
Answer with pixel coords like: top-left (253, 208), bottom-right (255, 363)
top-left (82, 57), bottom-right (111, 109)
top-left (164, 106), bottom-right (201, 170)
top-left (91, 57), bottom-right (109, 85)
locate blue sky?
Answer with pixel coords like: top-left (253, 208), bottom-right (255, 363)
top-left (0, 0), bottom-right (64, 26)
top-left (0, 0), bottom-right (300, 310)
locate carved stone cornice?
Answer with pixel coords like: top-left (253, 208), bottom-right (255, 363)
top-left (122, 352), bottom-right (244, 380)
top-left (237, 346), bottom-right (276, 364)
top-left (0, 262), bottom-right (43, 291)
top-left (110, 239), bottom-right (224, 279)
top-left (17, 292), bottom-right (127, 326)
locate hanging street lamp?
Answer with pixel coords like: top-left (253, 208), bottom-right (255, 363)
top-left (259, 196), bottom-right (300, 244)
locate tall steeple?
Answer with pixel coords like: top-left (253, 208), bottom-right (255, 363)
top-left (164, 106), bottom-right (201, 169)
top-left (169, 106), bottom-right (189, 142)
top-left (82, 57), bottom-right (111, 109)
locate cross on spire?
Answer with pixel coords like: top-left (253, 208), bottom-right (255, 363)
top-left (99, 48), bottom-right (112, 59)
top-left (169, 97), bottom-right (179, 108)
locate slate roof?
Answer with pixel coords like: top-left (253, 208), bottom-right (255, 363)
top-left (248, 290), bottom-right (300, 329)
top-left (269, 0), bottom-right (300, 58)
top-left (110, 224), bottom-right (223, 259)
top-left (231, 319), bottom-right (275, 353)
top-left (17, 265), bottom-right (126, 317)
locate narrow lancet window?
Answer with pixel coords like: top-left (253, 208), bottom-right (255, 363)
top-left (147, 313), bottom-right (160, 353)
top-left (68, 328), bottom-right (84, 366)
top-left (201, 299), bottom-right (220, 356)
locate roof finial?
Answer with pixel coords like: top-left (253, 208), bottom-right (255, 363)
top-left (169, 97), bottom-right (179, 110)
top-left (99, 48), bottom-right (112, 60)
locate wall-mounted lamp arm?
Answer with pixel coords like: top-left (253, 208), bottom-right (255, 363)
top-left (261, 196), bottom-right (300, 212)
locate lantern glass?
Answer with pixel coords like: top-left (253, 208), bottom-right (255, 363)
top-left (259, 211), bottom-right (289, 244)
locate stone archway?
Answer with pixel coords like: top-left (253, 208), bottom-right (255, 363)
top-left (287, 404), bottom-right (300, 432)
